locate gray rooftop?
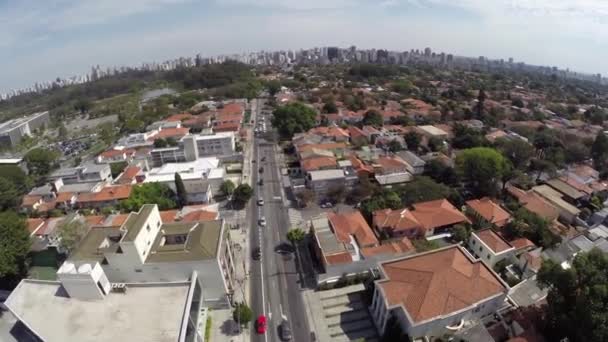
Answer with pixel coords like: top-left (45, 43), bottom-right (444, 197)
top-left (146, 220), bottom-right (224, 263)
top-left (57, 182), bottom-right (101, 193)
top-left (308, 169), bottom-right (345, 181)
top-left (69, 227), bottom-right (123, 263)
top-left (397, 150), bottom-right (425, 167)
top-left (508, 278), bottom-right (548, 307)
top-left (122, 204), bottom-right (156, 242)
top-left (311, 215), bottom-right (351, 255)
top-left (28, 184), bottom-right (54, 196)
top-left (5, 279), bottom-right (191, 342)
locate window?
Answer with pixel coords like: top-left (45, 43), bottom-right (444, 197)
top-left (487, 255), bottom-right (491, 260)
top-left (157, 221), bottom-right (160, 228)
top-left (479, 246), bottom-right (482, 252)
top-left (472, 240), bottom-right (476, 245)
top-left (146, 224), bottom-right (151, 232)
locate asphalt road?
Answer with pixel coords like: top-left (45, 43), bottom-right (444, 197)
top-left (249, 99), bottom-right (310, 342)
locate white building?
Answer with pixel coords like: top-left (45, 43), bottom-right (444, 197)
top-left (64, 204), bottom-right (235, 308)
top-left (468, 228), bottom-right (516, 267)
top-left (0, 111), bottom-right (50, 147)
top-left (370, 246), bottom-right (508, 339)
top-left (150, 132), bottom-right (236, 167)
top-left (4, 265), bottom-right (206, 342)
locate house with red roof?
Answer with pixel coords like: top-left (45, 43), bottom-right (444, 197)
top-left (76, 185), bottom-right (132, 209)
top-left (370, 245), bottom-right (508, 339)
top-left (468, 228), bottom-right (516, 267)
top-left (96, 148), bottom-right (136, 164)
top-left (466, 198), bottom-right (512, 228)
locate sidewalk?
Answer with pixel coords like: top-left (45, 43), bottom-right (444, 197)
top-left (209, 308), bottom-right (251, 342)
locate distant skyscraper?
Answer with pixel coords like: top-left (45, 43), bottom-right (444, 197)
top-left (327, 47), bottom-right (339, 61)
top-left (424, 47), bottom-right (432, 57)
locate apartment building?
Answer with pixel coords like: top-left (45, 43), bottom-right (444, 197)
top-left (0, 111), bottom-right (50, 147)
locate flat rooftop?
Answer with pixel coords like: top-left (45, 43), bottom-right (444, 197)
top-left (69, 227), bottom-right (123, 263)
top-left (122, 204), bottom-right (156, 242)
top-left (5, 279), bottom-right (190, 342)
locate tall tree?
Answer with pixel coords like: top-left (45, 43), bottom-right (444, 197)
top-left (0, 211), bottom-right (31, 289)
top-left (476, 89), bottom-right (486, 118)
top-left (232, 184), bottom-right (253, 205)
top-left (404, 131), bottom-right (421, 151)
top-left (538, 249), bottom-right (608, 342)
top-left (0, 178), bottom-right (20, 210)
top-left (220, 180), bottom-right (236, 197)
top-left (361, 110), bottom-right (383, 127)
top-left (495, 137), bottom-right (535, 170)
top-left (174, 173), bottom-right (187, 207)
top-left (271, 102), bottom-right (317, 139)
top-left (58, 218), bottom-right (89, 254)
top-left (24, 147), bottom-right (59, 176)
top-left (456, 147), bottom-right (510, 197)
top-left (591, 132), bottom-right (608, 170)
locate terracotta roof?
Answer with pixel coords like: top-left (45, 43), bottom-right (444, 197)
top-left (165, 113), bottom-right (194, 122)
top-left (99, 148), bottom-right (135, 159)
top-left (149, 127), bottom-right (190, 140)
top-left (36, 201), bottom-right (56, 213)
top-left (298, 142), bottom-right (347, 153)
top-left (361, 125), bottom-right (381, 135)
top-left (219, 103), bottom-right (244, 116)
top-left (324, 252), bottom-right (353, 265)
top-left (116, 166), bottom-right (141, 184)
top-left (308, 126), bottom-right (349, 139)
top-left (159, 210), bottom-right (179, 223)
top-left (475, 229), bottom-right (513, 253)
top-left (559, 176), bottom-right (593, 195)
top-left (348, 126), bottom-right (367, 139)
top-left (506, 185), bottom-right (559, 221)
top-left (523, 250), bottom-right (542, 272)
top-left (361, 237), bottom-right (415, 257)
top-left (26, 218), bottom-right (46, 235)
top-left (378, 246), bottom-right (507, 323)
top-left (349, 155), bottom-right (374, 175)
top-left (213, 122), bottom-right (240, 132)
top-left (509, 238), bottom-right (536, 250)
top-left (327, 211), bottom-right (379, 247)
top-left (180, 210), bottom-right (218, 222)
top-left (411, 199), bottom-right (469, 232)
top-left (301, 157), bottom-right (337, 172)
top-left (375, 156), bottom-right (408, 172)
top-left (373, 208), bottom-right (422, 235)
top-left (77, 185), bottom-right (132, 203)
top-left (466, 198), bottom-right (511, 227)
top-left (21, 195), bottom-right (42, 207)
top-left (85, 215), bottom-right (106, 226)
top-left (110, 214), bottom-right (130, 226)
top-left (55, 192), bottom-right (75, 203)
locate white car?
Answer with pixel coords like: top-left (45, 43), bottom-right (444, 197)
top-left (258, 217), bottom-right (267, 227)
top-left (257, 198), bottom-right (264, 206)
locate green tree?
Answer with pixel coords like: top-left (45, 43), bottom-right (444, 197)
top-left (591, 132), bottom-right (608, 170)
top-left (423, 160), bottom-right (459, 186)
top-left (232, 184), bottom-right (253, 205)
top-left (124, 118), bottom-right (145, 133)
top-left (456, 147), bottom-right (510, 197)
top-left (153, 138), bottom-right (168, 148)
top-left (120, 183), bottom-right (176, 212)
top-left (361, 110), bottom-right (383, 127)
top-left (397, 176), bottom-right (456, 207)
top-left (495, 137), bottom-right (535, 170)
top-left (233, 302), bottom-right (253, 326)
top-left (452, 223), bottom-right (472, 243)
top-left (58, 218), bottom-right (89, 254)
top-left (322, 101), bottom-right (338, 114)
top-left (529, 158), bottom-right (557, 181)
top-left (166, 137), bottom-right (178, 146)
top-left (452, 123), bottom-right (486, 149)
top-left (0, 165), bottom-right (31, 193)
top-left (327, 185), bottom-right (346, 203)
top-left (0, 211), bottom-right (31, 289)
top-left (271, 102), bottom-right (317, 139)
top-left (74, 98), bottom-right (92, 114)
top-left (387, 140), bottom-right (404, 152)
top-left (58, 123), bottom-right (68, 137)
top-left (174, 173), bottom-right (187, 207)
top-left (476, 89), bottom-right (486, 118)
top-left (266, 80), bottom-right (281, 96)
top-left (538, 249), bottom-right (608, 342)
top-left (24, 147), bottom-right (59, 176)
top-left (220, 180), bottom-right (236, 197)
top-left (404, 131), bottom-right (421, 151)
top-left (0, 178), bottom-right (20, 210)
top-left (287, 228), bottom-right (306, 244)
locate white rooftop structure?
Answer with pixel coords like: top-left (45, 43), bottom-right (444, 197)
top-left (194, 131), bottom-right (235, 141)
top-left (308, 169), bottom-right (345, 181)
top-left (5, 275), bottom-right (197, 342)
top-left (417, 125), bottom-right (448, 137)
top-left (144, 157), bottom-right (224, 183)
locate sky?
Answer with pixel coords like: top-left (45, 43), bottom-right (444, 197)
top-left (1, 0), bottom-right (607, 93)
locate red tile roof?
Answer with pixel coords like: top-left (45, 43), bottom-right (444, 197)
top-left (159, 210), bottom-right (179, 223)
top-left (379, 246), bottom-right (507, 323)
top-left (165, 113), bottom-right (194, 122)
top-left (55, 192), bottom-right (75, 203)
top-left (297, 142), bottom-right (347, 153)
top-left (85, 215), bottom-right (106, 226)
top-left (375, 156), bottom-right (409, 173)
top-left (411, 199), bottom-right (469, 232)
top-left (213, 122), bottom-right (240, 132)
top-left (509, 238), bottom-right (536, 251)
top-left (361, 237), bottom-right (415, 257)
top-left (559, 176), bottom-right (593, 195)
top-left (77, 185), bottom-right (132, 204)
top-left (219, 103), bottom-right (244, 116)
top-left (324, 251), bottom-right (353, 265)
top-left (308, 126), bottom-right (349, 139)
top-left (348, 126), bottom-right (367, 140)
top-left (26, 218), bottom-right (46, 235)
top-left (110, 214), bottom-right (130, 226)
top-left (301, 157), bottom-right (337, 172)
top-left (466, 198), bottom-right (511, 227)
top-left (99, 148), bottom-right (135, 159)
top-left (150, 127), bottom-right (190, 140)
top-left (506, 185), bottom-right (559, 221)
top-left (328, 211), bottom-right (379, 248)
top-left (373, 208), bottom-right (422, 236)
top-left (21, 195), bottom-right (42, 207)
top-left (180, 210), bottom-right (218, 222)
top-left (116, 166), bottom-right (141, 184)
top-left (475, 229), bottom-right (513, 253)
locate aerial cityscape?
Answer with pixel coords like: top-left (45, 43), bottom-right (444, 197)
top-left (1, 2), bottom-right (608, 342)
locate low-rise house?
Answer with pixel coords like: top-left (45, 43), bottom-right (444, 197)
top-left (301, 156), bottom-right (338, 173)
top-left (48, 164), bottom-right (112, 185)
top-left (545, 178), bottom-right (589, 203)
top-left (348, 126), bottom-right (369, 146)
top-left (96, 148), bottom-right (136, 164)
top-left (370, 245), bottom-right (508, 339)
top-left (307, 126), bottom-right (350, 142)
top-left (114, 166), bottom-right (141, 185)
top-left (466, 198), bottom-right (512, 228)
top-left (416, 125), bottom-right (449, 140)
top-left (468, 229), bottom-right (516, 267)
top-left (305, 169), bottom-right (346, 195)
top-left (532, 185), bottom-right (581, 223)
top-left (374, 199), bottom-right (469, 238)
top-left (373, 155), bottom-right (413, 186)
top-left (518, 247), bottom-right (543, 278)
top-left (396, 151), bottom-right (426, 175)
top-left (76, 184), bottom-right (132, 209)
top-left (506, 185), bottom-right (560, 222)
top-left (296, 142), bottom-right (348, 159)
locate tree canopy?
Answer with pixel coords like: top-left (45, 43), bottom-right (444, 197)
top-left (361, 110), bottom-right (383, 127)
top-left (120, 183), bottom-right (176, 212)
top-left (220, 180), bottom-right (236, 197)
top-left (495, 137), bottom-right (535, 170)
top-left (538, 249), bottom-right (608, 341)
top-left (58, 218), bottom-right (89, 254)
top-left (456, 147), bottom-right (510, 197)
top-left (24, 147), bottom-right (59, 176)
top-left (271, 102), bottom-right (317, 139)
top-left (174, 173), bottom-right (187, 207)
top-left (0, 211), bottom-right (31, 289)
top-left (592, 132), bottom-right (608, 170)
top-left (233, 302), bottom-right (253, 326)
top-left (232, 184), bottom-right (253, 206)
top-left (287, 228), bottom-right (306, 244)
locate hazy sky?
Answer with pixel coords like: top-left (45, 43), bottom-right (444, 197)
top-left (1, 0), bottom-right (607, 93)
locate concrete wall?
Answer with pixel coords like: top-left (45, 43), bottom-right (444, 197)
top-left (468, 234), bottom-right (514, 267)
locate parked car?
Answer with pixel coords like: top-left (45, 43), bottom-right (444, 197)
top-left (279, 319), bottom-right (292, 341)
top-left (259, 167), bottom-right (264, 173)
top-left (256, 315), bottom-right (267, 334)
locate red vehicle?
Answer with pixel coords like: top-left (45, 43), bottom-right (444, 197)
top-left (256, 315), bottom-right (267, 334)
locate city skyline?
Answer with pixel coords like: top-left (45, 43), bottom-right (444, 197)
top-left (1, 0), bottom-right (607, 94)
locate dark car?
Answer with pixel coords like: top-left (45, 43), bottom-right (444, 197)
top-left (259, 167), bottom-right (264, 173)
top-left (258, 179), bottom-right (264, 186)
top-left (279, 319), bottom-right (292, 341)
top-left (252, 247), bottom-right (261, 260)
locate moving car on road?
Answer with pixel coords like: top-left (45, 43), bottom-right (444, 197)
top-left (256, 315), bottom-right (267, 334)
top-left (279, 319), bottom-right (292, 341)
top-left (252, 247), bottom-right (261, 260)
top-left (257, 198), bottom-right (264, 206)
top-left (258, 217), bottom-right (266, 227)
